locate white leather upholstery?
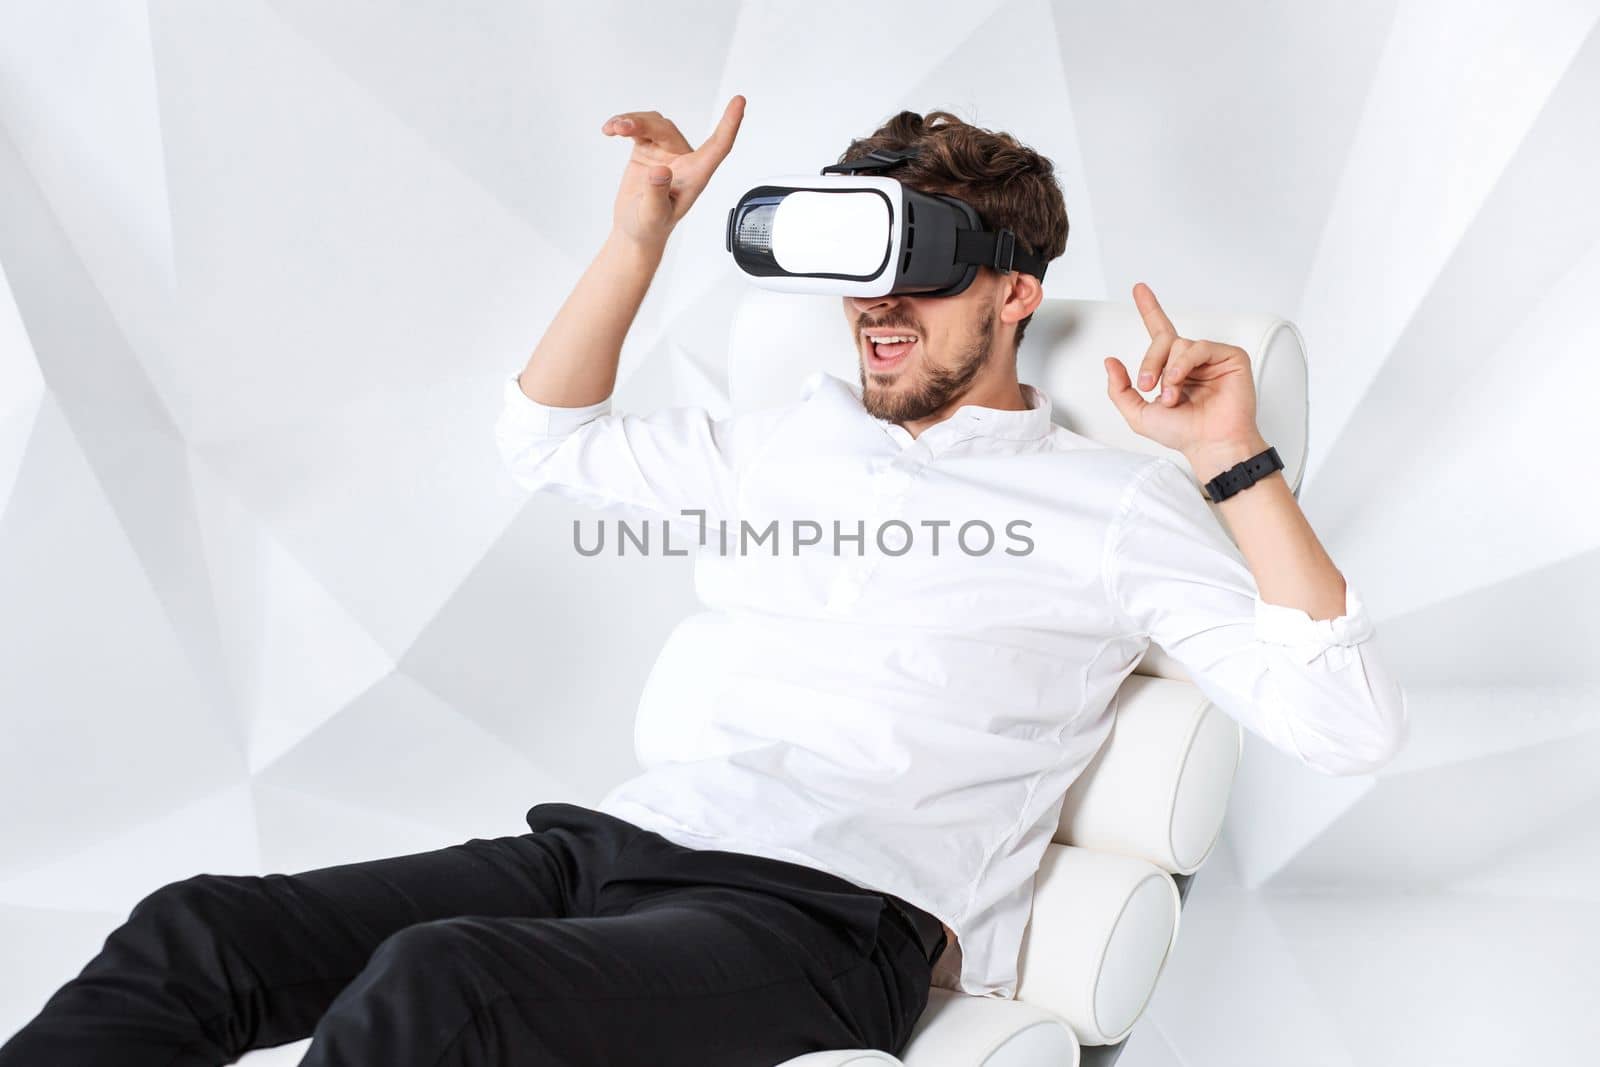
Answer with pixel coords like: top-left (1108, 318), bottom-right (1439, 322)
top-left (1057, 676), bottom-right (1241, 877)
top-left (233, 1043), bottom-right (921, 1067)
top-left (234, 288), bottom-right (1300, 1066)
top-left (724, 288), bottom-right (1298, 1066)
top-left (232, 1039), bottom-right (309, 1064)
top-left (229, 1037), bottom-right (910, 1065)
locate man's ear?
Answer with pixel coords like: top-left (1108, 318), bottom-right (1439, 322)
top-left (998, 271), bottom-right (1044, 326)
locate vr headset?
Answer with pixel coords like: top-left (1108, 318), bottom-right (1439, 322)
top-left (725, 146), bottom-right (1051, 298)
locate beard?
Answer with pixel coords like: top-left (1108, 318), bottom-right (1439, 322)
top-left (860, 304), bottom-right (997, 424)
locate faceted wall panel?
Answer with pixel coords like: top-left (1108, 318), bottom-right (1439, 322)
top-left (2, 1), bottom-right (1596, 1063)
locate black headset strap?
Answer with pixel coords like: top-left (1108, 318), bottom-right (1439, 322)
top-left (820, 147), bottom-right (922, 175)
top-left (954, 228), bottom-right (1049, 281)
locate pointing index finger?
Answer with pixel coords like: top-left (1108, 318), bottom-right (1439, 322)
top-left (1133, 282), bottom-right (1177, 340)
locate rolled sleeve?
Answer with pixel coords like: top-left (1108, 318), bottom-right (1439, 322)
top-left (1254, 581), bottom-right (1375, 670)
top-left (1106, 457), bottom-right (1410, 777)
top-left (498, 375), bottom-right (613, 437)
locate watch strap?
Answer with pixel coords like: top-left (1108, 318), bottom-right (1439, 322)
top-left (1202, 445), bottom-right (1284, 503)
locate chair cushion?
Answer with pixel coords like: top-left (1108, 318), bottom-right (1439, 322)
top-left (1059, 675), bottom-right (1241, 874)
top-left (999, 676), bottom-right (1239, 1044)
top-left (900, 986), bottom-right (1080, 1067)
top-left (1016, 847), bottom-right (1178, 1046)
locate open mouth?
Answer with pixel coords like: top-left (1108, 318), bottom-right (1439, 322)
top-left (865, 333), bottom-right (918, 370)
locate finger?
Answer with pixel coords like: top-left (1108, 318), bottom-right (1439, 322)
top-left (602, 110), bottom-right (693, 154)
top-left (693, 94), bottom-right (746, 167)
top-left (637, 164), bottom-right (676, 228)
top-left (1136, 328), bottom-right (1174, 394)
top-left (603, 113), bottom-right (687, 153)
top-left (1104, 357), bottom-right (1150, 425)
top-left (1133, 281), bottom-right (1178, 344)
top-left (1159, 338), bottom-right (1212, 405)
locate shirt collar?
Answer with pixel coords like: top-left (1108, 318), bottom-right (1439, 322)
top-left (804, 371), bottom-right (1054, 445)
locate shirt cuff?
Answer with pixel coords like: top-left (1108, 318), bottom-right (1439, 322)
top-left (501, 374), bottom-right (612, 436)
top-left (1253, 581), bottom-right (1376, 666)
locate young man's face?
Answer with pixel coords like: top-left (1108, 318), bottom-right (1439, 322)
top-left (844, 268), bottom-right (1009, 425)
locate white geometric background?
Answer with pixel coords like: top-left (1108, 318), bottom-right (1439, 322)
top-left (2, 1), bottom-right (1597, 1064)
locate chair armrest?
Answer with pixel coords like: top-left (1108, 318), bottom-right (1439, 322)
top-left (900, 987), bottom-right (1080, 1067)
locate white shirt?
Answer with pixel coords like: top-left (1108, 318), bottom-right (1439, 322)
top-left (493, 369), bottom-right (1408, 1000)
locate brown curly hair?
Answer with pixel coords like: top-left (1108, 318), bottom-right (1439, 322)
top-left (833, 109), bottom-right (1068, 351)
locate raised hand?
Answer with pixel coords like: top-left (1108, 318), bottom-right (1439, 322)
top-left (602, 95), bottom-right (746, 250)
top-left (1103, 282), bottom-right (1263, 459)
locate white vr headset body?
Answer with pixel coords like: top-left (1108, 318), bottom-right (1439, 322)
top-left (725, 147), bottom-right (1053, 299)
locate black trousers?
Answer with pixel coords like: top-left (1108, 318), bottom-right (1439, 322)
top-left (0, 802), bottom-right (948, 1066)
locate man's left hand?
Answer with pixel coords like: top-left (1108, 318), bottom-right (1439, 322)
top-left (1103, 282), bottom-right (1264, 467)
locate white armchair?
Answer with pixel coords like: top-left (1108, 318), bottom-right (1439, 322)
top-left (716, 287), bottom-right (1310, 1067)
top-left (232, 289), bottom-right (1304, 1067)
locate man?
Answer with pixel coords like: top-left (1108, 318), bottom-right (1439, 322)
top-left (0, 97), bottom-right (1406, 1066)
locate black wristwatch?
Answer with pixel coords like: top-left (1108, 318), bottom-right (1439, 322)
top-left (1202, 445), bottom-right (1284, 503)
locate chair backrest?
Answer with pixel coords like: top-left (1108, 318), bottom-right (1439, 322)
top-left (720, 288), bottom-right (1310, 1054)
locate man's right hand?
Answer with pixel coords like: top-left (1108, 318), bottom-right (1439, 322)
top-left (602, 95), bottom-right (746, 250)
